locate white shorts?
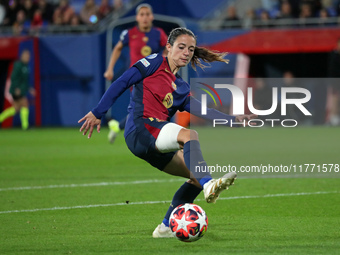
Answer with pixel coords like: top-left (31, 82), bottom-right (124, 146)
top-left (155, 123), bottom-right (184, 153)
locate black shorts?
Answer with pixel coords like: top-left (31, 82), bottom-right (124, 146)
top-left (11, 94), bottom-right (24, 101)
top-left (125, 118), bottom-right (176, 171)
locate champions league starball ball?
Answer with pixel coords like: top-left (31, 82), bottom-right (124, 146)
top-left (169, 203), bottom-right (208, 242)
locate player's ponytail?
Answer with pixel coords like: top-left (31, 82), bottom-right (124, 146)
top-left (167, 27), bottom-right (228, 70)
top-left (191, 47), bottom-right (228, 70)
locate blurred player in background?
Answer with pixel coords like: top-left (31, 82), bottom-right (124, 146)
top-left (327, 38), bottom-right (340, 126)
top-left (0, 50), bottom-right (34, 130)
top-left (104, 3), bottom-right (168, 143)
top-left (79, 27), bottom-right (255, 238)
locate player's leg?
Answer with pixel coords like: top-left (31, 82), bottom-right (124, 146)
top-left (0, 106), bottom-right (16, 123)
top-left (157, 124), bottom-right (237, 203)
top-left (108, 119), bottom-right (119, 143)
top-left (152, 123), bottom-right (236, 238)
top-left (18, 97), bottom-right (29, 130)
top-left (108, 116), bottom-right (128, 144)
top-left (153, 150), bottom-right (236, 238)
top-left (155, 123), bottom-right (211, 187)
top-left (153, 181), bottom-right (202, 238)
top-left (125, 120), bottom-right (236, 237)
top-left (0, 97), bottom-right (19, 123)
top-left (153, 150), bottom-right (202, 238)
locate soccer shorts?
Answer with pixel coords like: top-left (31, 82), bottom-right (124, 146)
top-left (125, 118), bottom-right (182, 171)
top-left (11, 93), bottom-right (24, 101)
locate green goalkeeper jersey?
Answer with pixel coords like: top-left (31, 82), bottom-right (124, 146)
top-left (9, 61), bottom-right (30, 97)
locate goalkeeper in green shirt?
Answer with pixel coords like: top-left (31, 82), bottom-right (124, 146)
top-left (0, 50), bottom-right (35, 130)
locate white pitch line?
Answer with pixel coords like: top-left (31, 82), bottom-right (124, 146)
top-left (1, 174), bottom-right (334, 192)
top-left (0, 190), bottom-right (338, 215)
top-left (0, 178), bottom-right (184, 192)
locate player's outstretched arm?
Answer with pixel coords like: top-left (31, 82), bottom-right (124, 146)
top-left (104, 41), bottom-right (124, 81)
top-left (78, 111), bottom-right (101, 138)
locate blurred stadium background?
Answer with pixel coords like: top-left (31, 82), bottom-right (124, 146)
top-left (1, 0), bottom-right (340, 128)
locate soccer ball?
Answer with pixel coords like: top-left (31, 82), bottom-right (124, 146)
top-left (169, 203), bottom-right (208, 242)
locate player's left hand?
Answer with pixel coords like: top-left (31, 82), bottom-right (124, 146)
top-left (78, 111), bottom-right (101, 138)
top-left (235, 114), bottom-right (258, 125)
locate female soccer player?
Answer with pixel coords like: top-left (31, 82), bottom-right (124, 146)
top-left (0, 50), bottom-right (34, 130)
top-left (79, 27), bottom-right (255, 238)
top-left (104, 3), bottom-right (168, 143)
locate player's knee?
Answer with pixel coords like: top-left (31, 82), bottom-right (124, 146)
top-left (178, 129), bottom-right (199, 145)
top-left (190, 130), bottom-right (199, 141)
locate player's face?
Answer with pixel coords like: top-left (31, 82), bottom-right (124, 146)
top-left (21, 51), bottom-right (30, 64)
top-left (136, 7), bottom-right (154, 29)
top-left (167, 34), bottom-right (196, 68)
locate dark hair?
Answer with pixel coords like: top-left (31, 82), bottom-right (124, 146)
top-left (167, 27), bottom-right (228, 70)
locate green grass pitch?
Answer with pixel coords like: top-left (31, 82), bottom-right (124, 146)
top-left (0, 127), bottom-right (339, 254)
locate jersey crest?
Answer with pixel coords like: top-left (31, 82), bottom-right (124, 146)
top-left (141, 46), bottom-right (152, 57)
top-left (163, 93), bottom-right (173, 109)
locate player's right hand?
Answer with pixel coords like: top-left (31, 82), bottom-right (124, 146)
top-left (78, 111), bottom-right (101, 139)
top-left (104, 70), bottom-right (114, 81)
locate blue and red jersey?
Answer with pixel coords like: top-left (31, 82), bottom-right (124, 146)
top-left (120, 26), bottom-right (167, 66)
top-left (130, 54), bottom-right (190, 121)
top-left (91, 54), bottom-right (235, 138)
top-left (125, 54), bottom-right (191, 137)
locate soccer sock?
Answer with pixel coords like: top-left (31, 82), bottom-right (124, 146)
top-left (0, 107), bottom-right (16, 123)
top-left (162, 182), bottom-right (202, 227)
top-left (20, 107), bottom-right (29, 130)
top-left (183, 140), bottom-right (212, 187)
top-left (119, 116), bottom-right (127, 130)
